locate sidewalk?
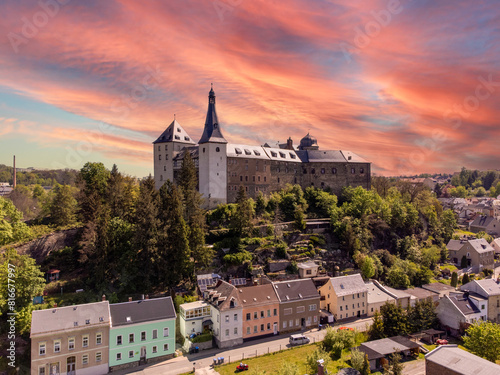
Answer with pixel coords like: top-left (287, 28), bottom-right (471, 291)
top-left (112, 317), bottom-right (373, 375)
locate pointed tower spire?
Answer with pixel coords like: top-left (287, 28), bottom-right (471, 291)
top-left (199, 85), bottom-right (227, 144)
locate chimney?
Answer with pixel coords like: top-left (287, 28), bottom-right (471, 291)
top-left (317, 359), bottom-right (325, 375)
top-left (102, 294), bottom-right (106, 301)
top-left (128, 297), bottom-right (132, 302)
top-left (286, 137), bottom-right (293, 150)
top-left (145, 294), bottom-right (149, 300)
top-left (13, 155), bottom-right (16, 188)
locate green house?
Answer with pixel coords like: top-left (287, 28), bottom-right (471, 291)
top-left (109, 297), bottom-right (176, 371)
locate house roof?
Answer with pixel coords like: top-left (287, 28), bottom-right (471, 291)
top-left (470, 215), bottom-right (497, 228)
top-left (330, 274), bottom-right (367, 297)
top-left (153, 119), bottom-right (195, 144)
top-left (421, 283), bottom-right (456, 294)
top-left (383, 285), bottom-right (412, 300)
top-left (297, 261), bottom-right (319, 270)
top-left (463, 279), bottom-right (500, 296)
top-left (366, 282), bottom-right (395, 304)
top-left (403, 287), bottom-right (438, 300)
top-left (237, 284), bottom-right (279, 307)
top-left (204, 279), bottom-right (242, 310)
top-left (31, 301), bottom-right (110, 336)
top-left (272, 278), bottom-right (319, 302)
top-left (110, 297), bottom-right (176, 327)
top-left (179, 300), bottom-right (209, 311)
top-left (359, 336), bottom-right (419, 360)
top-left (447, 292), bottom-right (482, 315)
top-left (425, 345), bottom-right (500, 375)
top-left (467, 238), bottom-right (494, 254)
top-left (447, 239), bottom-right (465, 251)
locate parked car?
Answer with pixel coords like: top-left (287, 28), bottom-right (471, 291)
top-left (289, 334), bottom-right (310, 346)
top-left (236, 363), bottom-right (249, 371)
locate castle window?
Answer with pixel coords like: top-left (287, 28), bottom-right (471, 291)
top-left (351, 168), bottom-right (355, 174)
top-left (321, 182), bottom-right (325, 188)
top-left (258, 176), bottom-right (261, 182)
top-left (279, 152), bottom-right (286, 158)
top-left (245, 165), bottom-right (248, 171)
top-left (166, 155), bottom-right (168, 160)
top-left (278, 178), bottom-right (280, 183)
top-left (240, 176), bottom-right (243, 182)
top-left (159, 155), bottom-right (161, 160)
top-left (245, 176), bottom-right (248, 182)
top-left (294, 177), bottom-right (297, 184)
top-left (311, 168), bottom-right (315, 174)
top-left (321, 168), bottom-right (325, 174)
top-left (165, 145), bottom-right (168, 151)
top-left (174, 135), bottom-right (180, 140)
top-left (277, 167), bottom-right (280, 173)
top-left (253, 176), bottom-right (255, 182)
top-left (245, 186), bottom-right (248, 191)
top-left (158, 146), bottom-right (160, 151)
top-left (244, 149), bottom-right (251, 155)
top-left (360, 168), bottom-right (364, 174)
top-left (203, 148), bottom-right (205, 153)
top-left (160, 175), bottom-right (163, 181)
top-left (271, 151), bottom-right (277, 157)
top-left (216, 147), bottom-right (220, 152)
top-left (235, 148), bottom-right (242, 155)
top-left (184, 136), bottom-right (190, 141)
top-left (164, 166), bottom-right (166, 171)
top-left (290, 153), bottom-right (296, 159)
top-left (332, 168), bottom-right (337, 174)
top-left (303, 169), bottom-right (307, 174)
top-left (254, 150), bottom-right (261, 156)
top-left (264, 177), bottom-right (267, 182)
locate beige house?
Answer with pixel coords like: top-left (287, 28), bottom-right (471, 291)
top-left (30, 301), bottom-right (110, 375)
top-left (469, 215), bottom-right (500, 236)
top-left (318, 274), bottom-right (367, 320)
top-left (366, 281), bottom-right (395, 316)
top-left (447, 238), bottom-right (495, 270)
top-left (461, 278), bottom-right (500, 322)
top-left (491, 237), bottom-right (500, 254)
top-left (297, 261), bottom-right (319, 278)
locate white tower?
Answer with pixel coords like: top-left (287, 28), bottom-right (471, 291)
top-left (153, 118), bottom-right (195, 190)
top-left (198, 86), bottom-right (227, 208)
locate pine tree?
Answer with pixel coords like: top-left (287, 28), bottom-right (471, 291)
top-left (451, 271), bottom-right (458, 287)
top-left (232, 186), bottom-right (254, 237)
top-left (158, 181), bottom-right (191, 287)
top-left (381, 302), bottom-right (408, 337)
top-left (461, 255), bottom-right (468, 269)
top-left (361, 354), bottom-right (370, 375)
top-left (369, 311), bottom-right (386, 340)
top-left (49, 184), bottom-right (77, 226)
top-left (462, 273), bottom-right (470, 285)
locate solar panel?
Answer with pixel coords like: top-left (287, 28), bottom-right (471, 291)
top-left (230, 278), bottom-right (247, 286)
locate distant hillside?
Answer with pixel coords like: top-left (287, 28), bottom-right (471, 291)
top-left (0, 164), bottom-right (78, 186)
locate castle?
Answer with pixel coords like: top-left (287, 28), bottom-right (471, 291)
top-left (153, 87), bottom-right (371, 208)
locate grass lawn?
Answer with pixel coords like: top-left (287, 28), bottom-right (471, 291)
top-left (440, 263), bottom-right (458, 272)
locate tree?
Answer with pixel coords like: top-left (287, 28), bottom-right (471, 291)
top-left (407, 299), bottom-right (438, 333)
top-left (384, 352), bottom-right (403, 375)
top-left (381, 302), bottom-right (408, 337)
top-left (369, 311), bottom-right (386, 340)
top-left (276, 361), bottom-right (300, 375)
top-left (386, 266), bottom-right (411, 289)
top-left (49, 184), bottom-right (78, 226)
top-left (305, 347), bottom-right (330, 375)
top-left (293, 206), bottom-right (306, 231)
top-left (77, 162), bottom-right (110, 222)
top-left (361, 256), bottom-right (375, 279)
top-left (350, 348), bottom-right (365, 372)
top-left (0, 196), bottom-right (32, 245)
top-left (460, 255), bottom-right (468, 269)
top-left (450, 271), bottom-right (458, 287)
top-left (231, 186), bottom-right (254, 237)
top-left (361, 353), bottom-right (370, 375)
top-left (462, 273), bottom-right (470, 285)
top-left (463, 321), bottom-right (500, 362)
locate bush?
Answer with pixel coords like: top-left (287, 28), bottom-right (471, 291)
top-left (350, 348), bottom-right (365, 372)
top-left (191, 332), bottom-right (212, 343)
top-left (332, 341), bottom-right (344, 360)
top-left (309, 235), bottom-right (326, 246)
top-left (223, 251), bottom-right (253, 266)
top-left (275, 242), bottom-right (288, 259)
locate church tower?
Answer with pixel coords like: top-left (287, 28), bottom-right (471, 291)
top-left (153, 117), bottom-right (195, 190)
top-left (198, 85), bottom-right (227, 208)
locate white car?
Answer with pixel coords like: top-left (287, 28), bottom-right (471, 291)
top-left (289, 334), bottom-right (310, 346)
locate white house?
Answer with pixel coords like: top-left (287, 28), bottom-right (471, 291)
top-left (436, 291), bottom-right (487, 335)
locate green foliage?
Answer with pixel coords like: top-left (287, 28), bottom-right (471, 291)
top-left (276, 361), bottom-right (300, 375)
top-left (294, 206), bottom-right (306, 231)
top-left (368, 311), bottom-right (386, 340)
top-left (361, 256), bottom-right (375, 279)
top-left (384, 352), bottom-right (403, 375)
top-left (350, 348), bottom-right (365, 373)
top-left (361, 353), bottom-right (370, 375)
top-left (0, 196), bottom-right (32, 245)
top-left (407, 299), bottom-right (439, 333)
top-left (305, 347), bottom-right (331, 374)
top-left (462, 273), bottom-right (470, 285)
top-left (49, 184), bottom-right (78, 226)
top-left (332, 341), bottom-right (344, 360)
top-left (275, 242), bottom-right (288, 259)
top-left (451, 272), bottom-right (458, 287)
top-left (386, 265), bottom-right (411, 289)
top-left (381, 302), bottom-right (408, 337)
top-left (463, 321), bottom-right (500, 362)
top-left (223, 250), bottom-right (253, 266)
top-left (460, 255), bottom-right (468, 269)
top-left (304, 187), bottom-right (339, 219)
top-left (322, 326), bottom-right (355, 353)
top-left (231, 186), bottom-right (254, 237)
top-left (191, 332), bottom-right (212, 343)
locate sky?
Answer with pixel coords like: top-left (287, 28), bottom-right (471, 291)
top-left (0, 0), bottom-right (499, 177)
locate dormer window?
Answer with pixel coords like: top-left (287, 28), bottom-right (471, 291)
top-left (235, 148), bottom-right (242, 155)
top-left (175, 135), bottom-right (180, 140)
top-left (290, 153), bottom-right (296, 159)
top-left (244, 149), bottom-right (251, 155)
top-left (279, 152), bottom-right (286, 158)
top-left (85, 319), bottom-right (90, 325)
top-left (271, 151), bottom-right (277, 157)
top-left (177, 128), bottom-right (181, 132)
top-left (184, 136), bottom-right (190, 141)
top-left (254, 150), bottom-right (261, 156)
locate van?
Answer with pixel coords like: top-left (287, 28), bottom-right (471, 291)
top-left (289, 334), bottom-right (310, 346)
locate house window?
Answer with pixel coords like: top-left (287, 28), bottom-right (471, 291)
top-left (283, 321), bottom-right (287, 329)
top-left (254, 325), bottom-right (258, 333)
top-left (82, 335), bottom-right (89, 347)
top-left (245, 176), bottom-right (248, 182)
top-left (267, 323), bottom-right (271, 330)
top-left (261, 324), bottom-right (265, 331)
top-left (247, 327), bottom-right (250, 334)
top-left (163, 327), bottom-right (169, 337)
top-left (332, 168), bottom-right (337, 174)
top-left (96, 352), bottom-right (102, 362)
top-left (321, 168), bottom-right (325, 174)
top-left (254, 312), bottom-right (258, 319)
top-left (159, 154), bottom-right (161, 160)
top-left (274, 309), bottom-right (277, 316)
top-left (164, 343), bottom-right (170, 351)
top-left (267, 309), bottom-right (271, 317)
top-left (117, 335), bottom-right (122, 345)
top-left (234, 327), bottom-right (238, 335)
top-left (309, 304), bottom-right (317, 311)
top-left (216, 147), bottom-right (220, 152)
top-left (351, 168), bottom-right (355, 174)
top-left (297, 306), bottom-right (305, 313)
top-left (246, 313), bottom-right (251, 321)
top-left (38, 367), bottom-right (45, 375)
top-left (129, 333), bottom-right (134, 343)
top-left (54, 340), bottom-right (61, 353)
top-left (234, 313), bottom-right (238, 321)
top-left (289, 320), bottom-right (293, 327)
top-left (153, 329), bottom-right (158, 339)
top-left (117, 353), bottom-right (122, 361)
top-left (225, 329), bottom-right (229, 337)
top-left (82, 354), bottom-right (89, 365)
top-left (129, 351), bottom-right (134, 358)
top-left (295, 319), bottom-right (300, 326)
top-left (141, 331), bottom-right (146, 341)
top-left (152, 346), bottom-right (158, 353)
top-left (360, 168), bottom-right (364, 174)
top-left (96, 332), bottom-right (102, 345)
top-left (340, 306), bottom-right (343, 311)
top-left (68, 337), bottom-right (75, 350)
top-left (240, 176), bottom-right (243, 181)
top-left (264, 176), bottom-right (267, 182)
top-left (39, 343), bottom-right (46, 356)
top-left (284, 308), bottom-right (292, 315)
top-left (261, 311), bottom-right (265, 318)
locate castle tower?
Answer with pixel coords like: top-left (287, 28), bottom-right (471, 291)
top-left (198, 85), bottom-right (227, 208)
top-left (153, 117), bottom-right (195, 190)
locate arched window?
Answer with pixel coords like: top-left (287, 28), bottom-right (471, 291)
top-left (216, 147), bottom-right (220, 152)
top-left (332, 168), bottom-right (337, 174)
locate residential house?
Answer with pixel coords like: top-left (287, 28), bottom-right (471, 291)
top-left (446, 238), bottom-right (495, 270)
top-left (403, 287), bottom-right (439, 306)
top-left (436, 291), bottom-right (487, 336)
top-left (365, 281), bottom-right (395, 316)
top-left (421, 283), bottom-right (456, 298)
top-left (425, 345), bottom-right (500, 375)
top-left (203, 279), bottom-right (243, 348)
top-left (108, 297), bottom-right (176, 372)
top-left (381, 285), bottom-right (412, 309)
top-left (239, 284), bottom-right (280, 340)
top-left (297, 261), bottom-right (319, 278)
top-left (491, 237), bottom-right (500, 255)
top-left (273, 278), bottom-right (320, 333)
top-left (461, 278), bottom-right (500, 322)
top-left (318, 274), bottom-right (367, 320)
top-left (30, 301), bottom-right (110, 375)
top-left (357, 336), bottom-right (420, 371)
top-left (469, 215), bottom-right (500, 236)
top-left (178, 301), bottom-right (212, 339)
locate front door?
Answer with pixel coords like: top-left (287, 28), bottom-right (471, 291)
top-left (327, 303), bottom-right (330, 312)
top-left (66, 357), bottom-right (75, 375)
top-left (50, 362), bottom-right (60, 375)
top-left (273, 323), bottom-right (278, 335)
top-left (140, 346), bottom-right (147, 365)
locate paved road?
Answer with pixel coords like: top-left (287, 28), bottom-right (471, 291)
top-left (403, 358), bottom-right (425, 375)
top-left (112, 317), bottom-right (374, 375)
